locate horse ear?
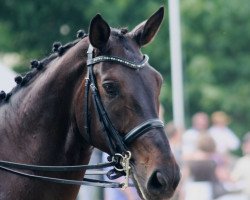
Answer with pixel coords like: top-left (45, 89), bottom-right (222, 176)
top-left (89, 14), bottom-right (111, 49)
top-left (130, 6), bottom-right (164, 47)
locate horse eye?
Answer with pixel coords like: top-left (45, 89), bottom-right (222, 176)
top-left (102, 82), bottom-right (119, 97)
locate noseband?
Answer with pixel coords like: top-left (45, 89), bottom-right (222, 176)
top-left (0, 43), bottom-right (164, 189)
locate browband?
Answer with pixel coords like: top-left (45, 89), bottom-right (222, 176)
top-left (87, 54), bottom-right (149, 69)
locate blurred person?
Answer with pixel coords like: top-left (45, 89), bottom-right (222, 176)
top-left (165, 122), bottom-right (182, 164)
top-left (231, 132), bottom-right (250, 199)
top-left (208, 111), bottom-right (240, 156)
top-left (182, 112), bottom-right (210, 158)
top-left (206, 111), bottom-right (240, 191)
top-left (183, 134), bottom-right (227, 200)
top-left (165, 122), bottom-right (183, 200)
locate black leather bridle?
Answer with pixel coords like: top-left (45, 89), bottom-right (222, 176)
top-left (0, 43), bottom-right (164, 189)
top-left (84, 44), bottom-right (164, 154)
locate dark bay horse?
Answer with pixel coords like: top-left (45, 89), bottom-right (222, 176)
top-left (0, 7), bottom-right (180, 200)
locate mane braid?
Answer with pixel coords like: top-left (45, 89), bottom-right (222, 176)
top-left (120, 28), bottom-right (128, 35)
top-left (57, 39), bottom-right (81, 56)
top-left (0, 34), bottom-right (87, 106)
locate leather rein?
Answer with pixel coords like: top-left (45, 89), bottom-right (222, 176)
top-left (0, 44), bottom-right (164, 189)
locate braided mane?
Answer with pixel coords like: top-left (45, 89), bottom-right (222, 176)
top-left (0, 30), bottom-right (87, 105)
top-left (0, 27), bottom-right (129, 105)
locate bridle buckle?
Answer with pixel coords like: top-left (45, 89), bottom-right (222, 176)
top-left (112, 151), bottom-right (132, 190)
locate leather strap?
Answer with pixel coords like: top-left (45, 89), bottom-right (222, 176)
top-left (87, 54), bottom-right (149, 69)
top-left (124, 119), bottom-right (164, 144)
top-left (0, 160), bottom-right (115, 171)
top-left (0, 165), bottom-right (122, 188)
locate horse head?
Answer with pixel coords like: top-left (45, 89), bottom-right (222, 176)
top-left (74, 7), bottom-right (180, 200)
top-left (0, 6), bottom-right (180, 200)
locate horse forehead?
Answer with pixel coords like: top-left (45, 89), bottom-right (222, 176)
top-left (99, 63), bottom-right (161, 93)
top-left (109, 34), bottom-right (141, 59)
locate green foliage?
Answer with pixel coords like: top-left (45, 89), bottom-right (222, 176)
top-left (181, 0), bottom-right (250, 136)
top-left (0, 0), bottom-right (250, 139)
top-left (0, 0), bottom-right (167, 55)
top-left (0, 0), bottom-right (171, 117)
top-left (0, 22), bottom-right (13, 51)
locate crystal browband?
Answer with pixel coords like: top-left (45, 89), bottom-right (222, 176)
top-left (87, 54), bottom-right (149, 69)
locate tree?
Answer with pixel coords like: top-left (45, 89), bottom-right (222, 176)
top-left (181, 0), bottom-right (250, 137)
top-left (0, 0), bottom-right (172, 111)
top-left (1, 0), bottom-right (250, 138)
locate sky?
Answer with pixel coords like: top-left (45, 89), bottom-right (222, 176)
top-left (0, 63), bottom-right (17, 92)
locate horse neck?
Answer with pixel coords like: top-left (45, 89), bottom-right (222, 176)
top-left (0, 39), bottom-right (92, 166)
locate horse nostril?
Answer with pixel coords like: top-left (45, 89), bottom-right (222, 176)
top-left (147, 167), bottom-right (181, 198)
top-left (156, 171), bottom-right (166, 187)
top-left (148, 171), bottom-right (167, 193)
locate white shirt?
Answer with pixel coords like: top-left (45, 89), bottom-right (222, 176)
top-left (182, 128), bottom-right (200, 156)
top-left (208, 126), bottom-right (239, 154)
top-left (231, 155), bottom-right (250, 198)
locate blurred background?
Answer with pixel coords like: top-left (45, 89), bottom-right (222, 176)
top-left (0, 0), bottom-right (250, 199)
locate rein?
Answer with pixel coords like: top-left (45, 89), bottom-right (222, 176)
top-left (0, 43), bottom-right (164, 189)
top-left (0, 160), bottom-right (122, 188)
